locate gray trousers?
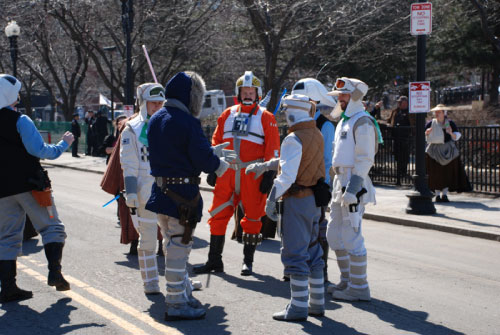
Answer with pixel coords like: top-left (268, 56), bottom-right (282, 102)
top-left (0, 191), bottom-right (66, 260)
top-left (281, 195), bottom-right (324, 276)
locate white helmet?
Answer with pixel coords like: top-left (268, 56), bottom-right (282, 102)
top-left (0, 74), bottom-right (21, 109)
top-left (292, 78), bottom-right (336, 107)
top-left (235, 71), bottom-right (262, 104)
top-left (328, 77), bottom-right (368, 118)
top-left (136, 83), bottom-right (165, 121)
top-left (281, 93), bottom-right (315, 127)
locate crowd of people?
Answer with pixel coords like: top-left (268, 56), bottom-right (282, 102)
top-left (0, 69), bottom-right (470, 323)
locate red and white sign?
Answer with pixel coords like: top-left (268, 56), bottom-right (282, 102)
top-left (409, 81), bottom-right (431, 114)
top-left (410, 3), bottom-right (432, 35)
top-left (123, 105), bottom-right (134, 117)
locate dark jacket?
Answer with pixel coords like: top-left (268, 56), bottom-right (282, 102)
top-left (71, 119), bottom-right (81, 138)
top-left (146, 73), bottom-right (221, 220)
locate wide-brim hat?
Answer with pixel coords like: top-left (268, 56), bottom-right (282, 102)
top-left (430, 104), bottom-right (452, 112)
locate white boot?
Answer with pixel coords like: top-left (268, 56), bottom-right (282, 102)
top-left (138, 250), bottom-right (160, 295)
top-left (327, 249), bottom-right (349, 293)
top-left (332, 254), bottom-right (370, 301)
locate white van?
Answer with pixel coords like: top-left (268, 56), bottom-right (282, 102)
top-left (200, 90), bottom-right (226, 119)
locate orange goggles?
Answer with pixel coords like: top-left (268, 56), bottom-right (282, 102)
top-left (335, 79), bottom-right (346, 89)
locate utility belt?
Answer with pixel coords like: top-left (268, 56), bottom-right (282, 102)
top-left (157, 177), bottom-right (201, 244)
top-left (155, 176), bottom-right (201, 188)
top-left (284, 178), bottom-right (331, 207)
top-left (229, 158), bottom-right (263, 171)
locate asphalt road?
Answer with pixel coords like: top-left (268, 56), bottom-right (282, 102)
top-left (1, 166), bottom-right (499, 335)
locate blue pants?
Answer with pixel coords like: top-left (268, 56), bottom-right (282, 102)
top-left (281, 195), bottom-right (324, 276)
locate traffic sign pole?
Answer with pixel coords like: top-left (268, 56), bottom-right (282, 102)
top-left (406, 1), bottom-right (436, 215)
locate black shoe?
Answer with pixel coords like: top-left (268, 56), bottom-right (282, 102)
top-left (435, 195), bottom-right (442, 202)
top-left (128, 240), bottom-right (138, 255)
top-left (72, 155), bottom-right (81, 158)
top-left (44, 242), bottom-right (71, 291)
top-left (193, 235), bottom-right (225, 274)
top-left (283, 274), bottom-right (290, 282)
top-left (241, 243), bottom-right (256, 276)
top-left (241, 262), bottom-right (252, 276)
top-left (441, 195), bottom-right (450, 202)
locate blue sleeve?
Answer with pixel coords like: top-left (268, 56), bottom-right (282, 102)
top-left (321, 122), bottom-right (335, 184)
top-left (16, 115), bottom-right (69, 160)
top-left (188, 119), bottom-right (221, 173)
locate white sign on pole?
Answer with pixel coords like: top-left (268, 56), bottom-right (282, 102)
top-left (410, 3), bottom-right (432, 35)
top-left (123, 105), bottom-right (134, 117)
top-left (409, 81), bottom-right (431, 114)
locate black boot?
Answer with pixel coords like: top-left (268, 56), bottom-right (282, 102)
top-left (128, 239), bottom-right (138, 256)
top-left (0, 260), bottom-right (33, 303)
top-left (44, 242), bottom-right (70, 291)
top-left (241, 243), bottom-right (256, 276)
top-left (193, 235), bottom-right (225, 274)
top-left (319, 238), bottom-right (329, 283)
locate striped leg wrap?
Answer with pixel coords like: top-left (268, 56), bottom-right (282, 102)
top-left (349, 254), bottom-right (368, 290)
top-left (308, 270), bottom-right (325, 315)
top-left (336, 249), bottom-right (350, 285)
top-left (138, 250), bottom-right (160, 294)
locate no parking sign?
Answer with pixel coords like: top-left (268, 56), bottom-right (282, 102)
top-left (409, 81), bottom-right (431, 114)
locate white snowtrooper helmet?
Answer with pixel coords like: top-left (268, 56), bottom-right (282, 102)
top-left (292, 78), bottom-right (336, 107)
top-left (328, 77), bottom-right (368, 118)
top-left (136, 83), bottom-right (165, 121)
top-left (235, 71), bottom-right (262, 104)
top-left (281, 94), bottom-right (315, 127)
top-left (0, 74), bottom-right (21, 109)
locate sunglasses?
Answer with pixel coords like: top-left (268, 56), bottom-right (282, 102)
top-left (149, 86), bottom-right (165, 98)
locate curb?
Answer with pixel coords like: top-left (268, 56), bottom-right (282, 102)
top-left (43, 162), bottom-right (500, 242)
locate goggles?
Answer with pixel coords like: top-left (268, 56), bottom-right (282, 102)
top-left (148, 86), bottom-right (165, 98)
top-left (335, 79), bottom-right (346, 89)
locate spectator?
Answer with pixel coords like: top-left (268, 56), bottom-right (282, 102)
top-left (425, 104), bottom-right (472, 202)
top-left (93, 110), bottom-right (109, 157)
top-left (71, 112), bottom-right (81, 157)
top-left (102, 115), bottom-right (127, 164)
top-left (85, 110), bottom-right (96, 156)
top-left (370, 100), bottom-right (383, 119)
top-left (388, 96), bottom-right (412, 178)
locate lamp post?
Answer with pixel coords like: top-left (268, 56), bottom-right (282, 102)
top-left (5, 21), bottom-right (20, 77)
top-left (121, 0), bottom-right (134, 105)
top-left (103, 46), bottom-right (117, 120)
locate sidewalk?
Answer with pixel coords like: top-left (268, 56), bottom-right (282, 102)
top-left (44, 152), bottom-right (500, 242)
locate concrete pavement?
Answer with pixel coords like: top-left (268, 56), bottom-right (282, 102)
top-left (43, 152), bottom-right (500, 242)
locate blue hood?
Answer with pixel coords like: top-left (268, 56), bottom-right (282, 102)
top-left (165, 72), bottom-right (191, 108)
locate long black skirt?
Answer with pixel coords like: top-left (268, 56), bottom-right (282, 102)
top-left (426, 154), bottom-right (472, 192)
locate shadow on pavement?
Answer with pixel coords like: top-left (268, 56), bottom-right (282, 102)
top-left (0, 297), bottom-right (104, 335)
top-left (351, 298), bottom-right (464, 335)
top-left (215, 271), bottom-right (290, 299)
top-left (21, 237), bottom-right (44, 256)
top-left (301, 316), bottom-right (368, 335)
top-left (146, 292), bottom-right (167, 321)
top-left (192, 236), bottom-right (209, 250)
top-left (257, 238), bottom-right (281, 254)
top-left (437, 200), bottom-right (500, 211)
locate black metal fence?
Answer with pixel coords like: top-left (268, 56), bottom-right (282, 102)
top-left (202, 124), bottom-right (500, 195)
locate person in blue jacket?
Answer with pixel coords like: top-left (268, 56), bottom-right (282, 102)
top-left (146, 71), bottom-right (232, 321)
top-left (0, 74), bottom-right (74, 304)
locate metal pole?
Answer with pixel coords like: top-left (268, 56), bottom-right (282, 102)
top-left (110, 53), bottom-right (114, 120)
top-left (406, 0), bottom-right (436, 214)
top-left (122, 0), bottom-right (134, 105)
top-left (9, 36), bottom-right (18, 77)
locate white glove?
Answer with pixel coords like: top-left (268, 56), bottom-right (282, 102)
top-left (125, 193), bottom-right (139, 208)
top-left (62, 131), bottom-right (75, 145)
top-left (245, 158), bottom-right (279, 179)
top-left (215, 157), bottom-right (230, 177)
top-left (213, 142), bottom-right (229, 157)
top-left (341, 191), bottom-right (358, 207)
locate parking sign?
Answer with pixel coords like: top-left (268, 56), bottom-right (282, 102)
top-left (409, 81), bottom-right (431, 114)
top-left (411, 3), bottom-right (432, 35)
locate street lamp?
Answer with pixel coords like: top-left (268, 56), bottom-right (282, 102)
top-left (121, 0), bottom-right (134, 105)
top-left (103, 46), bottom-right (117, 120)
top-left (5, 21), bottom-right (20, 77)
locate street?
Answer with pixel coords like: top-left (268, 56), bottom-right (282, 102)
top-left (1, 166), bottom-right (499, 335)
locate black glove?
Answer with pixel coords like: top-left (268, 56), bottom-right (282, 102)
top-left (259, 170), bottom-right (276, 194)
top-left (207, 172), bottom-right (217, 187)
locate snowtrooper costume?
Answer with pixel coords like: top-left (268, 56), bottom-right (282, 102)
top-left (326, 77), bottom-right (379, 302)
top-left (264, 94), bottom-right (326, 321)
top-left (291, 78), bottom-right (336, 282)
top-left (120, 83), bottom-right (165, 295)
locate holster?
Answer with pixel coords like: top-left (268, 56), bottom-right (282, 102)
top-left (29, 168), bottom-right (53, 207)
top-left (341, 187), bottom-right (367, 212)
top-left (161, 185), bottom-right (201, 245)
top-left (312, 178), bottom-right (332, 207)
